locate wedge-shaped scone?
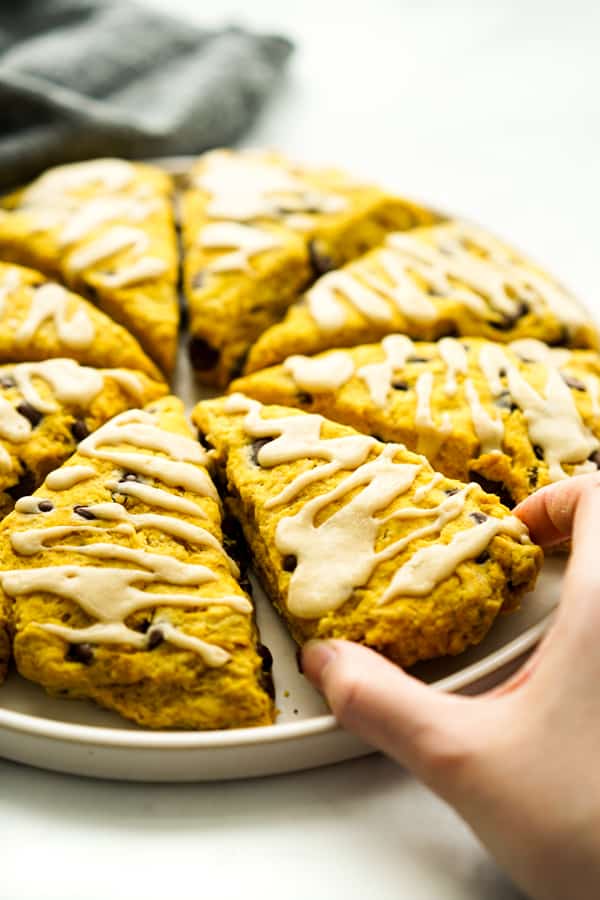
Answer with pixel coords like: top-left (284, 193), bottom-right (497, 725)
top-left (246, 221), bottom-right (598, 374)
top-left (0, 359), bottom-right (166, 519)
top-left (194, 395), bottom-right (542, 668)
top-left (0, 397), bottom-right (275, 727)
top-left (182, 148), bottom-right (439, 386)
top-left (233, 336), bottom-right (600, 507)
top-left (0, 158), bottom-right (179, 374)
top-left (0, 261), bottom-right (161, 378)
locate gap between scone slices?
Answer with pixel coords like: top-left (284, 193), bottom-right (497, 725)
top-left (0, 159), bottom-right (179, 375)
top-left (246, 220), bottom-right (599, 374)
top-left (0, 260), bottom-right (161, 379)
top-left (182, 148), bottom-right (440, 386)
top-left (193, 395), bottom-right (543, 669)
top-left (0, 359), bottom-right (167, 520)
top-left (0, 396), bottom-right (275, 729)
top-left (232, 336), bottom-right (600, 507)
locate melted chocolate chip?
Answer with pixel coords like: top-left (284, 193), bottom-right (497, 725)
top-left (445, 487), bottom-right (461, 496)
top-left (196, 431), bottom-right (213, 452)
top-left (470, 511), bottom-right (488, 524)
top-left (392, 380), bottom-right (410, 391)
top-left (282, 554), bottom-right (297, 572)
top-left (308, 239), bottom-right (335, 276)
top-left (487, 301), bottom-right (530, 332)
top-left (297, 391), bottom-right (313, 405)
top-left (468, 471), bottom-right (515, 508)
top-left (191, 271), bottom-right (206, 291)
top-left (250, 437), bottom-right (272, 466)
top-left (406, 356), bottom-right (429, 364)
top-left (73, 505), bottom-right (96, 520)
top-left (70, 418), bottom-right (89, 442)
top-left (147, 628), bottom-right (164, 650)
top-left (561, 373), bottom-right (586, 391)
top-left (66, 643), bottom-right (94, 666)
top-left (0, 374), bottom-right (15, 388)
top-left (494, 391), bottom-right (518, 412)
top-left (38, 500), bottom-right (54, 513)
top-left (189, 336), bottom-right (220, 372)
top-left (136, 619), bottom-right (151, 634)
top-left (6, 469), bottom-right (37, 500)
top-left (257, 643), bottom-right (273, 673)
top-left (475, 550), bottom-right (490, 564)
top-left (16, 402), bottom-right (43, 428)
top-left (527, 466), bottom-right (539, 487)
top-left (533, 445), bottom-right (545, 461)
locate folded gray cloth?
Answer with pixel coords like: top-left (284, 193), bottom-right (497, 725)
top-left (0, 0), bottom-right (293, 189)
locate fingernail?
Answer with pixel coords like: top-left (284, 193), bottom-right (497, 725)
top-left (301, 640), bottom-right (338, 687)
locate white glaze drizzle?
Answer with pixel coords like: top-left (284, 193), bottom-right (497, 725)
top-left (93, 257), bottom-right (167, 287)
top-left (413, 473), bottom-right (443, 501)
top-left (361, 249), bottom-right (439, 323)
top-left (199, 222), bottom-right (281, 272)
top-left (283, 352), bottom-right (355, 393)
top-left (14, 496), bottom-right (51, 514)
top-left (414, 371), bottom-right (452, 456)
top-left (45, 465), bottom-right (97, 491)
top-left (66, 226), bottom-right (148, 273)
top-left (16, 283), bottom-right (94, 349)
top-left (20, 159), bottom-right (135, 206)
top-left (195, 151), bottom-right (347, 221)
top-left (463, 379), bottom-right (504, 454)
top-left (307, 270), bottom-right (392, 332)
top-left (0, 396), bottom-right (31, 443)
top-left (438, 337), bottom-right (468, 396)
top-left (357, 335), bottom-right (415, 407)
top-left (0, 268), bottom-right (22, 315)
top-left (58, 195), bottom-right (157, 247)
top-left (105, 478), bottom-right (208, 519)
top-left (11, 359), bottom-right (104, 413)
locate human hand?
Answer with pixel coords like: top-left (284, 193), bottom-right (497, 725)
top-left (302, 473), bottom-right (600, 900)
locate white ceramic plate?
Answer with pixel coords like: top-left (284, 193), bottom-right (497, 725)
top-left (0, 159), bottom-right (565, 781)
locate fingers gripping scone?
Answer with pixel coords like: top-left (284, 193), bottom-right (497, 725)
top-left (193, 396), bottom-right (542, 668)
top-left (182, 149), bottom-right (439, 386)
top-left (232, 337), bottom-right (600, 507)
top-left (0, 396), bottom-right (275, 727)
top-left (0, 261), bottom-right (161, 378)
top-left (0, 359), bottom-right (167, 520)
top-left (246, 221), bottom-right (598, 373)
top-left (0, 159), bottom-right (179, 374)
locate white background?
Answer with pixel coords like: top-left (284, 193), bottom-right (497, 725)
top-left (1, 2), bottom-right (599, 898)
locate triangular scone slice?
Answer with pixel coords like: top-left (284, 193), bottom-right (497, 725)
top-left (232, 336), bottom-right (600, 506)
top-left (246, 221), bottom-right (598, 374)
top-left (0, 359), bottom-right (167, 519)
top-left (0, 261), bottom-right (161, 379)
top-left (0, 159), bottom-right (179, 374)
top-left (0, 396), bottom-right (275, 727)
top-left (182, 149), bottom-right (439, 386)
top-left (193, 395), bottom-right (542, 668)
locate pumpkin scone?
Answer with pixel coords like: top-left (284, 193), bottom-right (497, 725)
top-left (193, 395), bottom-right (542, 668)
top-left (0, 158), bottom-right (179, 374)
top-left (182, 148), bottom-right (439, 386)
top-left (0, 396), bottom-right (275, 728)
top-left (0, 261), bottom-right (161, 378)
top-left (246, 221), bottom-right (598, 374)
top-left (0, 358), bottom-right (167, 519)
top-left (232, 336), bottom-right (600, 507)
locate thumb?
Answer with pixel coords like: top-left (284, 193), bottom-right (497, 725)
top-left (302, 639), bottom-right (474, 785)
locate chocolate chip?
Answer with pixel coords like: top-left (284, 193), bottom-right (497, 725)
top-left (528, 466), bottom-right (539, 487)
top-left (406, 356), bottom-right (429, 364)
top-left (487, 301), bottom-right (530, 332)
top-left (38, 500), bottom-right (54, 512)
top-left (147, 628), bottom-right (164, 650)
top-left (297, 391), bottom-right (313, 404)
top-left (561, 373), bottom-right (586, 391)
top-left (16, 402), bottom-right (43, 428)
top-left (136, 619), bottom-right (151, 634)
top-left (250, 437), bottom-right (272, 465)
top-left (0, 374), bottom-right (15, 388)
top-left (475, 550), bottom-right (490, 564)
top-left (392, 380), bottom-right (410, 391)
top-left (308, 239), bottom-right (335, 276)
top-left (494, 391), bottom-right (517, 411)
top-left (468, 471), bottom-right (515, 508)
top-left (533, 445), bottom-right (545, 461)
top-left (6, 469), bottom-right (36, 500)
top-left (70, 418), bottom-right (89, 442)
top-left (445, 487), bottom-right (461, 496)
top-left (196, 432), bottom-right (213, 452)
top-left (66, 643), bottom-right (94, 665)
top-left (189, 337), bottom-right (220, 372)
top-left (282, 554), bottom-right (297, 572)
top-left (470, 511), bottom-right (488, 524)
top-left (295, 647), bottom-right (304, 674)
top-left (73, 505), bottom-right (96, 520)
top-left (257, 643), bottom-right (273, 673)
top-left (192, 271), bottom-right (206, 291)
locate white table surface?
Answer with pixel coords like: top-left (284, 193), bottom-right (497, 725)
top-left (1, 1), bottom-right (598, 897)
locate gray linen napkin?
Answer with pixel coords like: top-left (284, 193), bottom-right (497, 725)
top-left (0, 0), bottom-right (293, 189)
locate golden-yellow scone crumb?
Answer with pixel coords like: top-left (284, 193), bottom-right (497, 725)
top-left (182, 148), bottom-right (440, 386)
top-left (0, 261), bottom-right (161, 379)
top-left (0, 396), bottom-right (275, 727)
top-left (246, 221), bottom-right (599, 374)
top-left (0, 359), bottom-right (167, 520)
top-left (0, 159), bottom-right (179, 374)
top-left (232, 336), bottom-right (600, 506)
top-left (193, 396), bottom-right (542, 669)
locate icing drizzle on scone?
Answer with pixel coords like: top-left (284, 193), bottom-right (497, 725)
top-left (223, 394), bottom-right (527, 618)
top-left (1, 408), bottom-right (248, 668)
